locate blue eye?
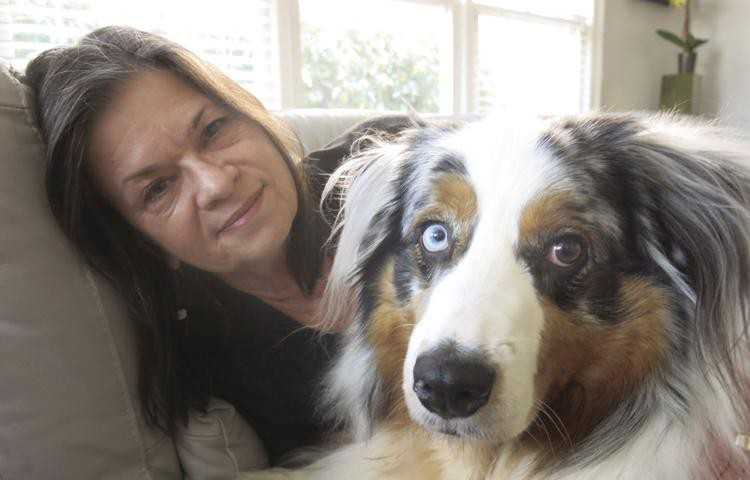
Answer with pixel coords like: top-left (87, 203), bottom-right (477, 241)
top-left (421, 223), bottom-right (450, 254)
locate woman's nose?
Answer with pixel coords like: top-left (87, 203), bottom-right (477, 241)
top-left (186, 154), bottom-right (238, 209)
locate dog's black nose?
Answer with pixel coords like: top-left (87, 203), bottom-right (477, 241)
top-left (412, 348), bottom-right (496, 419)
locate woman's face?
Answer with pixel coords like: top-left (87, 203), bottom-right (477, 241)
top-left (88, 69), bottom-right (298, 276)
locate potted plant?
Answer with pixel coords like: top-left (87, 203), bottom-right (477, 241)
top-left (656, 0), bottom-right (708, 74)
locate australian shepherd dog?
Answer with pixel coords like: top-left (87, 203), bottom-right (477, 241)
top-left (245, 113), bottom-right (750, 479)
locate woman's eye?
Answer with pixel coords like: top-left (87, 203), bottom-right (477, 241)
top-left (143, 178), bottom-right (173, 204)
top-left (421, 223), bottom-right (451, 254)
top-left (546, 235), bottom-right (586, 268)
top-left (202, 117), bottom-right (226, 143)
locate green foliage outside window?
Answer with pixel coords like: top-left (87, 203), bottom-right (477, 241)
top-left (301, 25), bottom-right (440, 112)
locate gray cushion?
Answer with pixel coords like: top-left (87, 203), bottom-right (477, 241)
top-left (275, 108), bottom-right (376, 154)
top-left (0, 65), bottom-right (181, 479)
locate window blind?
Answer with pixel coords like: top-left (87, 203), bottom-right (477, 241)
top-left (0, 0), bottom-right (280, 108)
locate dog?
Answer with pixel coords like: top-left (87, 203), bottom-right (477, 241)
top-left (243, 113), bottom-right (750, 480)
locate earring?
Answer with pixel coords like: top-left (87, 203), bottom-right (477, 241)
top-left (173, 265), bottom-right (189, 326)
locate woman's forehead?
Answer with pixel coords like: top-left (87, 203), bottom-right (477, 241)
top-left (86, 70), bottom-right (211, 190)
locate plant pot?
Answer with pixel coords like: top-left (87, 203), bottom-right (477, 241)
top-left (660, 74), bottom-right (701, 114)
top-left (678, 52), bottom-right (697, 74)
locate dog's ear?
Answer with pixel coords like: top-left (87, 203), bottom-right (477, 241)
top-left (318, 138), bottom-right (409, 439)
top-left (629, 117), bottom-right (750, 373)
top-left (319, 139), bottom-right (409, 329)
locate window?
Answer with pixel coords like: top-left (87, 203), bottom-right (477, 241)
top-left (1, 0), bottom-right (279, 107)
top-left (298, 0), bottom-right (452, 113)
top-left (474, 2), bottom-right (594, 115)
top-left (1, 0), bottom-right (598, 115)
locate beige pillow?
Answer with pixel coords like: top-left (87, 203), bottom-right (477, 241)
top-left (176, 398), bottom-right (268, 479)
top-left (275, 108), bottom-right (378, 153)
top-left (0, 64), bottom-right (181, 479)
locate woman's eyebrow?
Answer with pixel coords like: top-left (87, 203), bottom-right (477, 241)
top-left (185, 105), bottom-right (206, 139)
top-left (122, 104), bottom-right (209, 186)
top-left (122, 165), bottom-right (161, 186)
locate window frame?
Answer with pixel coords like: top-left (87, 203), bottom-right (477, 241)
top-left (275, 0), bottom-right (603, 114)
top-left (1, 0), bottom-right (602, 114)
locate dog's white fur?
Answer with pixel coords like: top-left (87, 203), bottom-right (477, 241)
top-left (242, 113), bottom-right (750, 480)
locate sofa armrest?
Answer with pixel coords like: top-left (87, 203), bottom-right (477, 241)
top-left (274, 108), bottom-right (381, 154)
top-left (0, 65), bottom-right (182, 480)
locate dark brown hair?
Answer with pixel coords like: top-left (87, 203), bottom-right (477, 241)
top-left (24, 25), bottom-right (325, 434)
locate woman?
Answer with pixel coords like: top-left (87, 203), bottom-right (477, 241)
top-left (25, 25), bottom-right (409, 464)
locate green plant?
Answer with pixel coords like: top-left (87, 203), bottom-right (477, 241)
top-left (656, 0), bottom-right (708, 55)
top-left (300, 25), bottom-right (439, 112)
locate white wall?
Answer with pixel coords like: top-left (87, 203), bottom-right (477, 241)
top-left (692, 0), bottom-right (750, 128)
top-left (599, 0), bottom-right (682, 112)
top-left (599, 0), bottom-right (750, 128)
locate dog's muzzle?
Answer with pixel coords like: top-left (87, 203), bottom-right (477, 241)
top-left (412, 345), bottom-right (496, 419)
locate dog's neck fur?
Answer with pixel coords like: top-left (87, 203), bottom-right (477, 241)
top-left (364, 364), bottom-right (750, 480)
top-left (505, 370), bottom-right (747, 480)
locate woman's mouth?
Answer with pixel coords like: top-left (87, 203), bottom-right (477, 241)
top-left (218, 187), bottom-right (264, 235)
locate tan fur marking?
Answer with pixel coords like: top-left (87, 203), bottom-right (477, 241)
top-left (519, 192), bottom-right (673, 461)
top-left (367, 259), bottom-right (414, 429)
top-left (519, 191), bottom-right (584, 241)
top-left (432, 175), bottom-right (477, 221)
top-left (412, 175), bottom-right (476, 229)
top-left (529, 276), bottom-right (672, 458)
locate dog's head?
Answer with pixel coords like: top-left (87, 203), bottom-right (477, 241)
top-left (322, 114), bottom-right (750, 453)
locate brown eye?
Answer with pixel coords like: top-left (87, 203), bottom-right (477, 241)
top-left (144, 178), bottom-right (173, 204)
top-left (546, 236), bottom-right (586, 268)
top-left (202, 117), bottom-right (227, 144)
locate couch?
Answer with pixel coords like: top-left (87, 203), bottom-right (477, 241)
top-left (0, 63), bottom-right (373, 480)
